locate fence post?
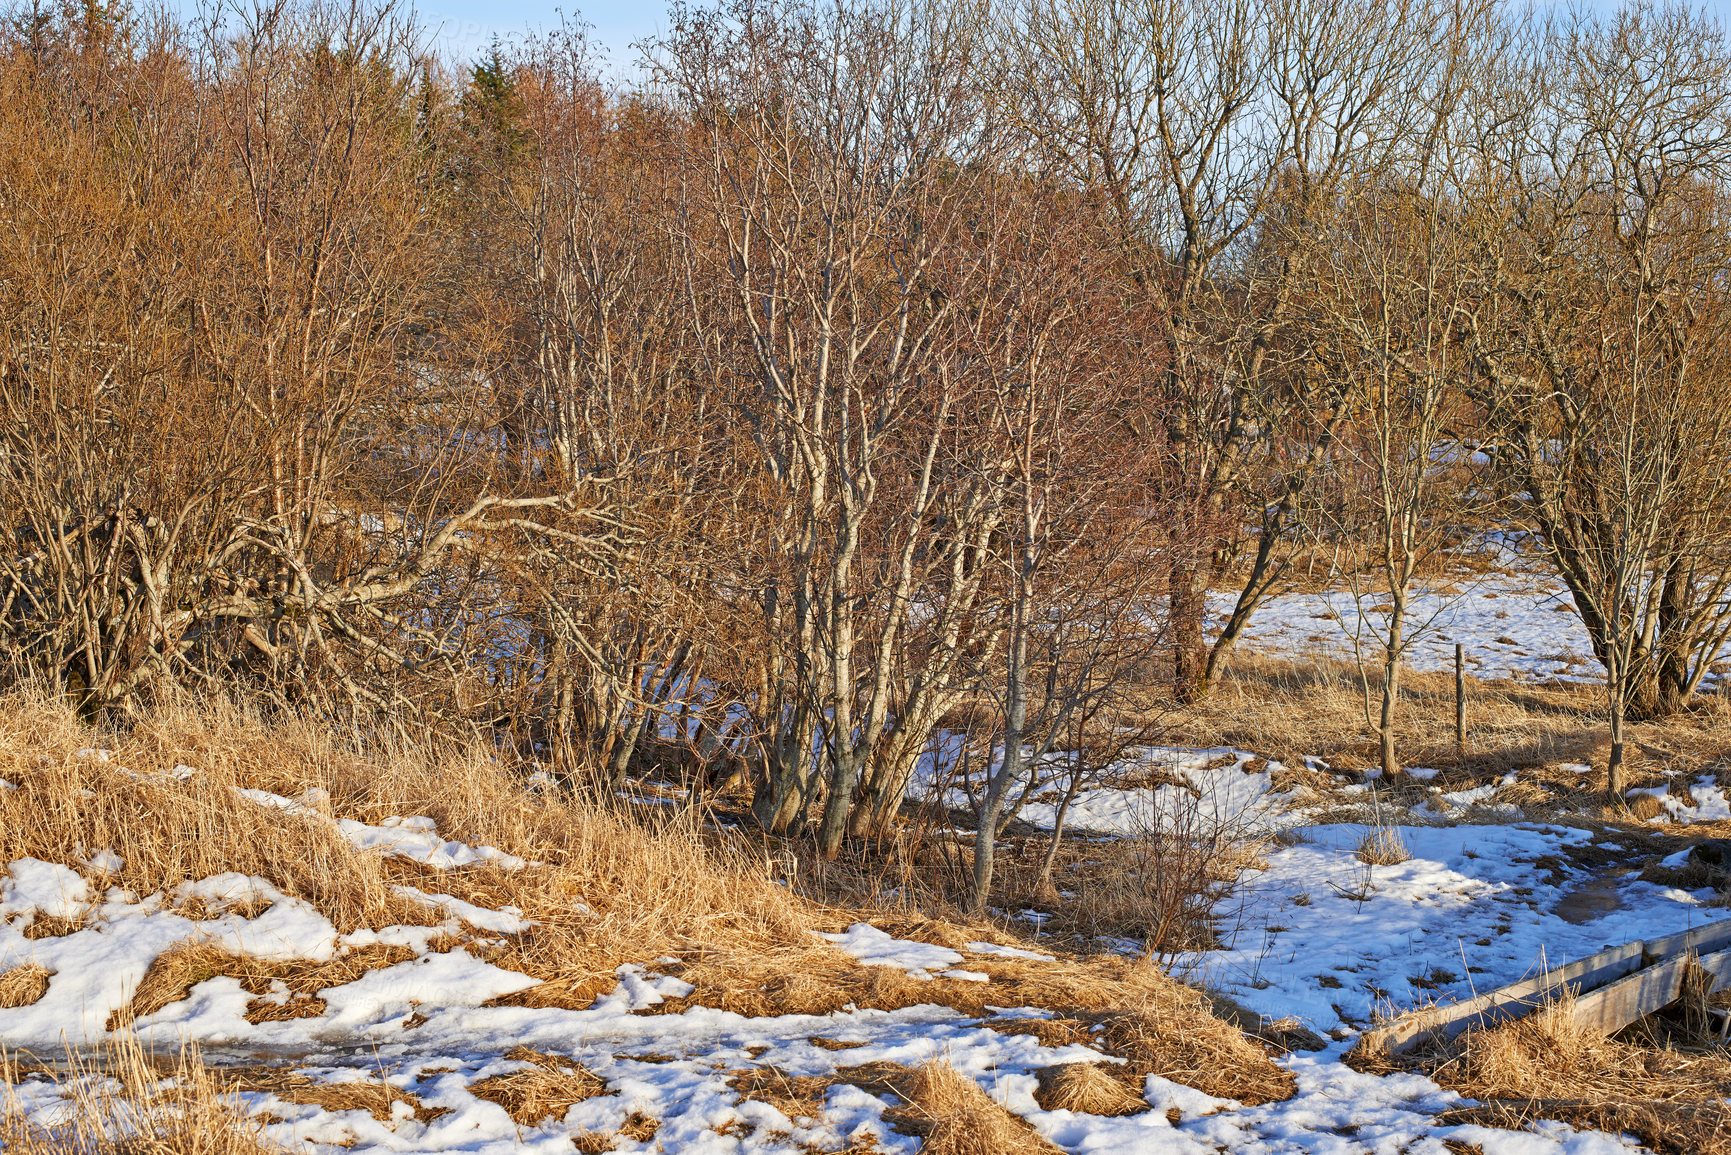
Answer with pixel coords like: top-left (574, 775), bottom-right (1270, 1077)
top-left (1455, 642), bottom-right (1466, 752)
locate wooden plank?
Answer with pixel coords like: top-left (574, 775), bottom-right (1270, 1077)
top-left (1569, 954), bottom-right (1689, 1033)
top-left (1641, 920), bottom-right (1731, 964)
top-left (1565, 944), bottom-right (1731, 1034)
top-left (1358, 918), bottom-right (1731, 1058)
top-left (1361, 939), bottom-right (1645, 1056)
top-left (1693, 944), bottom-right (1731, 987)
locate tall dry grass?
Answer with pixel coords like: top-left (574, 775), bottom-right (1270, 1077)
top-left (0, 688), bottom-right (1295, 1109)
top-left (0, 1029), bottom-right (284, 1154)
top-left (1397, 992), bottom-right (1731, 1155)
top-left (1175, 652), bottom-right (1731, 805)
top-left (0, 687), bottom-right (815, 993)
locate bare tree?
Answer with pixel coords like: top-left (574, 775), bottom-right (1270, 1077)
top-left (1009, 0), bottom-right (1485, 701)
top-left (662, 0), bottom-right (1016, 855)
top-left (1458, 4), bottom-right (1731, 750)
top-left (0, 0), bottom-right (629, 729)
top-left (1307, 178), bottom-right (1483, 777)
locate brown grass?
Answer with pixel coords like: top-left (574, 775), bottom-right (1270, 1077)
top-left (108, 939), bottom-right (425, 1030)
top-left (889, 1060), bottom-right (1062, 1155)
top-left (1628, 793), bottom-right (1670, 822)
top-left (225, 1068), bottom-right (447, 1125)
top-left (1410, 994), bottom-right (1731, 1155)
top-left (985, 824), bottom-right (1259, 955)
top-left (1032, 1062), bottom-right (1147, 1116)
top-left (727, 1065), bottom-right (845, 1121)
top-left (1096, 999), bottom-right (1295, 1104)
top-left (568, 1112), bottom-right (659, 1152)
top-left (0, 689), bottom-right (1293, 1138)
top-left (0, 688), bottom-right (818, 1009)
top-left (1171, 651), bottom-right (1731, 795)
top-left (468, 1047), bottom-right (607, 1125)
top-left (0, 964), bottom-right (50, 1010)
top-left (660, 949), bottom-right (1293, 1105)
top-left (20, 913), bottom-right (83, 940)
top-left (0, 1029), bottom-right (286, 1154)
top-left (1355, 826), bottom-right (1411, 866)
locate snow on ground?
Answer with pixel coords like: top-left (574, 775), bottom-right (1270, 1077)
top-left (1628, 775), bottom-right (1731, 823)
top-left (912, 743), bottom-right (1307, 839)
top-left (0, 845), bottom-right (1647, 1149)
top-left (1019, 747), bottom-right (1307, 838)
top-left (9, 632), bottom-right (1701, 1154)
top-left (1202, 822), bottom-right (1726, 1033)
top-left (233, 787), bottom-right (528, 870)
top-left (1210, 571), bottom-right (1609, 684)
top-left (2, 853), bottom-right (1649, 1153)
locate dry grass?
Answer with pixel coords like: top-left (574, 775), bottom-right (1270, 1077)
top-left (727, 1056), bottom-right (1129, 1146)
top-left (0, 1029), bottom-right (286, 1154)
top-left (987, 822), bottom-right (1260, 956)
top-left (0, 688), bottom-right (1296, 1144)
top-left (20, 913), bottom-right (83, 940)
top-left (1031, 1062), bottom-right (1147, 1116)
top-left (1171, 651), bottom-right (1731, 792)
top-left (1095, 998), bottom-right (1295, 1104)
top-left (107, 939), bottom-right (426, 1029)
top-left (468, 1047), bottom-right (607, 1125)
top-left (1628, 793), bottom-right (1670, 822)
top-left (0, 688), bottom-right (819, 1006)
top-left (1355, 826), bottom-right (1411, 866)
top-left (569, 1112), bottom-right (659, 1152)
top-left (224, 1067), bottom-right (447, 1125)
top-left (889, 1059), bottom-right (1062, 1155)
top-left (726, 1065), bottom-right (845, 1121)
top-left (0, 964), bottom-right (50, 1010)
top-left (661, 948), bottom-right (1293, 1105)
top-left (1407, 993), bottom-right (1731, 1154)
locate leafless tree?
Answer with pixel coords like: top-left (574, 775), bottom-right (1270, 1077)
top-left (1457, 4), bottom-right (1731, 756)
top-left (1008, 0), bottom-right (1486, 701)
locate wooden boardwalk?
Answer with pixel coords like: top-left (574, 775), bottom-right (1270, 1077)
top-left (1357, 919), bottom-right (1731, 1056)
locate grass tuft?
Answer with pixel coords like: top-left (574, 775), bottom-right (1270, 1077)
top-left (1355, 826), bottom-right (1411, 866)
top-left (0, 1028), bottom-right (286, 1154)
top-left (892, 1059), bottom-right (1062, 1155)
top-left (1031, 1061), bottom-right (1146, 1116)
top-left (468, 1047), bottom-right (608, 1125)
top-left (0, 964), bottom-right (50, 1010)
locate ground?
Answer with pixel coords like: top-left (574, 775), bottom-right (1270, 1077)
top-left (4, 560), bottom-right (1730, 1154)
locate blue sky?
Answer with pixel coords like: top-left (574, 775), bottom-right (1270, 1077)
top-left (414, 0), bottom-right (665, 73)
top-left (405, 0), bottom-right (1709, 72)
top-left (169, 0), bottom-right (1723, 79)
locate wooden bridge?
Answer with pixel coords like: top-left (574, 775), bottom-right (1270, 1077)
top-left (1358, 918), bottom-right (1731, 1056)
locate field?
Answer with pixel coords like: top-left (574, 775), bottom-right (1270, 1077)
top-left (6, 560), bottom-right (1731, 1155)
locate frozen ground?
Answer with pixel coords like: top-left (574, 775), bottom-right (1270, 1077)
top-left (1, 863), bottom-right (1647, 1155)
top-left (9, 567), bottom-right (1715, 1154)
top-left (1, 791), bottom-right (1664, 1153)
top-left (1209, 571), bottom-right (1605, 685)
top-left (911, 744), bottom-right (1309, 839)
top-left (1201, 822), bottom-right (1726, 1031)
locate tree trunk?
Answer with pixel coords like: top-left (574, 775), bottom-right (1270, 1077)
top-left (1607, 655), bottom-right (1628, 802)
top-left (1171, 562), bottom-right (1206, 703)
top-left (971, 737), bottom-right (1020, 917)
top-left (1033, 767), bottom-right (1086, 898)
top-left (753, 701), bottom-right (818, 834)
top-left (973, 597), bottom-right (1030, 916)
top-left (1379, 591), bottom-right (1406, 778)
